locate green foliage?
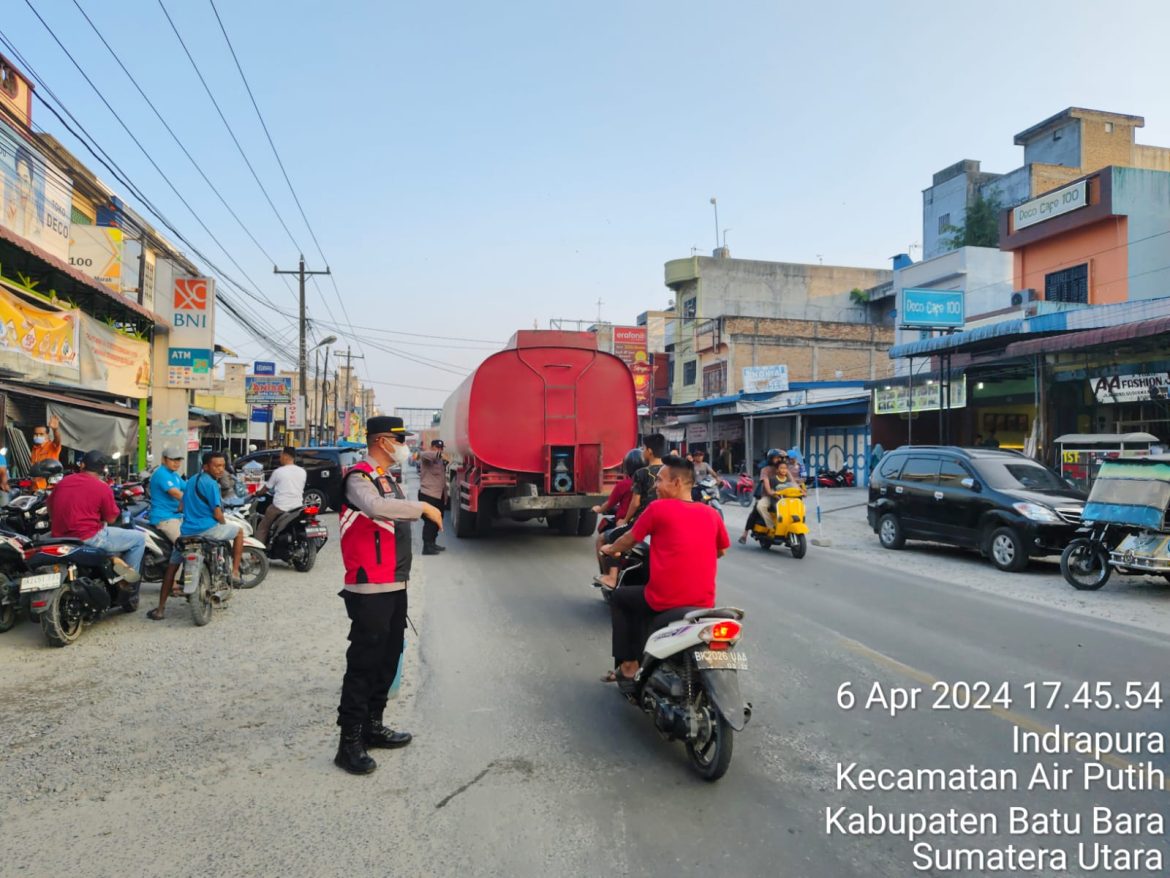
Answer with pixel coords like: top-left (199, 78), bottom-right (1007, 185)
top-left (849, 287), bottom-right (870, 305)
top-left (943, 192), bottom-right (1003, 249)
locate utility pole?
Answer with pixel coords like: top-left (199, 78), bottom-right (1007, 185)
top-left (274, 255), bottom-right (330, 442)
top-left (341, 346), bottom-right (365, 440)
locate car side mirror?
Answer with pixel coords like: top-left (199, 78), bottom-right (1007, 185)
top-left (961, 477), bottom-right (980, 492)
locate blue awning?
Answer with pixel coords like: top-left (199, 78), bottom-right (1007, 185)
top-left (888, 319), bottom-right (1025, 359)
top-left (688, 390), bottom-right (783, 409)
top-left (749, 398), bottom-right (870, 418)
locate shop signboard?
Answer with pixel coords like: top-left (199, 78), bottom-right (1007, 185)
top-left (78, 315), bottom-right (151, 398)
top-left (713, 420), bottom-right (744, 441)
top-left (0, 283), bottom-right (79, 371)
top-left (873, 377), bottom-right (968, 415)
top-left (1013, 180), bottom-right (1088, 232)
top-left (1090, 372), bottom-right (1170, 405)
top-left (686, 422), bottom-right (710, 443)
top-left (612, 325), bottom-right (651, 409)
top-left (68, 225), bottom-right (124, 293)
top-left (286, 395), bottom-right (307, 430)
top-left (253, 361), bottom-right (276, 376)
top-left (245, 375), bottom-right (292, 405)
top-left (742, 364), bottom-right (789, 394)
top-left (250, 406), bottom-right (273, 423)
top-left (0, 117), bottom-right (73, 261)
top-left (899, 289), bottom-right (964, 329)
top-left (161, 274), bottom-right (215, 389)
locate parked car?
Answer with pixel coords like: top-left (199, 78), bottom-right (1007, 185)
top-left (866, 446), bottom-right (1087, 572)
top-left (233, 446), bottom-right (366, 512)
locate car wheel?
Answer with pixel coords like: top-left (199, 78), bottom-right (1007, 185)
top-left (303, 488), bottom-right (328, 511)
top-left (878, 513), bottom-right (905, 550)
top-left (988, 526), bottom-right (1028, 572)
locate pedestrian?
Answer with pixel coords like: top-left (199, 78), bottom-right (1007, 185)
top-left (0, 445), bottom-right (9, 507)
top-left (148, 447), bottom-right (187, 543)
top-left (334, 416), bottom-right (444, 775)
top-left (254, 446), bottom-right (307, 544)
top-left (984, 431), bottom-right (1000, 448)
top-left (31, 415), bottom-right (63, 464)
top-left (416, 438), bottom-right (449, 555)
top-left (47, 450), bottom-right (144, 594)
top-left (973, 434), bottom-right (984, 447)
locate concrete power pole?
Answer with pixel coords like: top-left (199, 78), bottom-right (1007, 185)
top-left (274, 255), bottom-right (330, 442)
top-left (342, 346), bottom-right (365, 439)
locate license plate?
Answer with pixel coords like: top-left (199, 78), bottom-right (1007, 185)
top-left (693, 649), bottom-right (748, 671)
top-left (20, 572), bottom-right (61, 593)
top-left (304, 526), bottom-right (328, 538)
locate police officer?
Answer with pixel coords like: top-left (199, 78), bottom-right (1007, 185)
top-left (334, 416), bottom-right (444, 775)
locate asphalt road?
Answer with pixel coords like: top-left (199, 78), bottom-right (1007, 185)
top-left (2, 483), bottom-right (1168, 877)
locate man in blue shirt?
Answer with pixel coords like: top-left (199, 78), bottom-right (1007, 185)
top-left (148, 446), bottom-right (186, 542)
top-left (0, 448), bottom-right (9, 507)
top-left (147, 451), bottom-right (244, 621)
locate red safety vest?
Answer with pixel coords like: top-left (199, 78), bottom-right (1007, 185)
top-left (339, 461), bottom-right (412, 585)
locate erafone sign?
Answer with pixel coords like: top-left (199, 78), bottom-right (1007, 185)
top-left (1091, 372), bottom-right (1170, 404)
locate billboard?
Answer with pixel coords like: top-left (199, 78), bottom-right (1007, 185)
top-left (161, 273), bottom-right (215, 389)
top-left (68, 225), bottom-right (124, 293)
top-left (612, 325), bottom-right (651, 410)
top-left (245, 375), bottom-right (293, 404)
top-left (79, 315), bottom-right (151, 398)
top-left (253, 361), bottom-right (276, 376)
top-left (0, 118), bottom-right (73, 261)
top-left (0, 283), bottom-right (79, 371)
top-left (899, 288), bottom-right (964, 329)
top-left (742, 364), bottom-right (789, 394)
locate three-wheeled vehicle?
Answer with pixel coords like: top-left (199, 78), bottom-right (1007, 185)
top-left (1059, 457), bottom-right (1170, 590)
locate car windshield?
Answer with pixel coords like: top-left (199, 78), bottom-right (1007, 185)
top-left (977, 461), bottom-right (1067, 492)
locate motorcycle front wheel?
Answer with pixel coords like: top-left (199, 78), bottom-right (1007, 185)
top-left (789, 533), bottom-right (808, 559)
top-left (238, 547), bottom-right (269, 589)
top-left (1060, 539), bottom-right (1111, 591)
top-left (686, 688), bottom-right (734, 781)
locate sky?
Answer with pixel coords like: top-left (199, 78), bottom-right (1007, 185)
top-left (3, 0), bottom-right (1170, 410)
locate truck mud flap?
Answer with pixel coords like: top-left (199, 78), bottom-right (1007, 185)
top-left (699, 668), bottom-right (751, 731)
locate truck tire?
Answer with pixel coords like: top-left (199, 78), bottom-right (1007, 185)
top-left (475, 506), bottom-right (494, 537)
top-left (576, 510), bottom-right (598, 536)
top-left (558, 508), bottom-right (581, 535)
top-left (453, 498), bottom-right (476, 538)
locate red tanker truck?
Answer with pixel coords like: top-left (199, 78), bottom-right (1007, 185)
top-left (440, 330), bottom-right (637, 537)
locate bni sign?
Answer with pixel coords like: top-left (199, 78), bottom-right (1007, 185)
top-left (899, 289), bottom-right (964, 330)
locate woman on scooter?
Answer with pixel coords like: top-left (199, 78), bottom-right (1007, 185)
top-left (739, 448), bottom-right (785, 544)
top-left (591, 449), bottom-right (643, 561)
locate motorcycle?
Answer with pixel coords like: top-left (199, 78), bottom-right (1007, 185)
top-left (695, 476), bottom-right (725, 520)
top-left (747, 486), bottom-right (810, 558)
top-left (129, 506), bottom-right (269, 589)
top-left (0, 531), bottom-right (34, 633)
top-left (809, 467), bottom-right (855, 489)
top-left (173, 534), bottom-right (236, 626)
top-left (23, 536), bottom-right (140, 647)
top-left (254, 495), bottom-right (326, 572)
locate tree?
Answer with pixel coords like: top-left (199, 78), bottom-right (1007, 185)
top-left (849, 287), bottom-right (870, 305)
top-left (943, 192), bottom-right (1002, 249)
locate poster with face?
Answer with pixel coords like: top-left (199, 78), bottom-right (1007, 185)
top-left (1, 119), bottom-right (72, 261)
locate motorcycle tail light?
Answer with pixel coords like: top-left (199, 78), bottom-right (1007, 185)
top-left (304, 505), bottom-right (320, 516)
top-left (699, 620), bottom-right (742, 648)
top-left (31, 599), bottom-right (47, 609)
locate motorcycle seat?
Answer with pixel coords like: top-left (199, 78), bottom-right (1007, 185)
top-left (176, 535), bottom-right (233, 547)
top-left (684, 606), bottom-right (745, 622)
top-left (32, 535), bottom-right (83, 545)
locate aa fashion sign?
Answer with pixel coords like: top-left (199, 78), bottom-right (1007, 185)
top-left (1091, 372), bottom-right (1170, 404)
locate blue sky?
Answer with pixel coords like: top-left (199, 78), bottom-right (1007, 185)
top-left (4, 0), bottom-right (1169, 408)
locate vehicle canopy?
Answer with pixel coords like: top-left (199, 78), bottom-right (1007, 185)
top-left (1082, 457), bottom-right (1170, 530)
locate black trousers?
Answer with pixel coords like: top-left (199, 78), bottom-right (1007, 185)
top-left (419, 492), bottom-right (444, 545)
top-left (337, 589), bottom-right (408, 729)
top-left (610, 585), bottom-right (655, 663)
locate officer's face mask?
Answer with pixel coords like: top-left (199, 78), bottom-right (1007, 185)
top-left (392, 442), bottom-right (412, 468)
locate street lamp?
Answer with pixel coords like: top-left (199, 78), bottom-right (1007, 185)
top-left (709, 197), bottom-right (719, 251)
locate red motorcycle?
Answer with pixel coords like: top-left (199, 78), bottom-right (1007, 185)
top-left (810, 467), bottom-right (855, 488)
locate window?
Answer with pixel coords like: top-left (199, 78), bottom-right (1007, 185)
top-left (702, 362), bottom-right (726, 397)
top-left (1105, 122), bottom-right (1114, 134)
top-left (937, 213), bottom-right (951, 234)
top-left (1053, 128), bottom-right (1063, 141)
top-left (899, 457), bottom-right (939, 483)
top-left (938, 460), bottom-right (971, 487)
top-left (878, 457), bottom-right (904, 479)
top-left (0, 62), bottom-right (17, 99)
top-left (1045, 263), bottom-right (1089, 304)
top-left (682, 297), bottom-right (697, 319)
top-left (683, 360), bottom-right (697, 386)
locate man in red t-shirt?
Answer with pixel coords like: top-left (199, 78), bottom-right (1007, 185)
top-left (48, 450), bottom-right (144, 587)
top-left (600, 454), bottom-right (729, 684)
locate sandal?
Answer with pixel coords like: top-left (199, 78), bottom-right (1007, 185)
top-left (601, 670), bottom-right (618, 683)
top-left (145, 608), bottom-right (165, 621)
top-left (738, 535), bottom-right (747, 544)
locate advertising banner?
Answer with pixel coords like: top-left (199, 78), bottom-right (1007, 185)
top-left (245, 375), bottom-right (293, 404)
top-left (78, 315), bottom-right (151, 398)
top-left (161, 274), bottom-right (215, 389)
top-left (1091, 372), bottom-right (1170, 404)
top-left (68, 225), bottom-right (124, 293)
top-left (742, 364), bottom-right (789, 394)
top-left (253, 361), bottom-right (276, 376)
top-left (286, 395), bottom-right (307, 430)
top-left (0, 118), bottom-right (73, 262)
top-left (899, 288), bottom-right (964, 329)
top-left (0, 283), bottom-right (80, 371)
top-left (612, 325), bottom-right (651, 409)
top-left (873, 376), bottom-right (968, 415)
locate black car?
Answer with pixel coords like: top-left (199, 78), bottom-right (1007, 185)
top-left (234, 446), bottom-right (366, 512)
top-left (867, 446), bottom-right (1087, 572)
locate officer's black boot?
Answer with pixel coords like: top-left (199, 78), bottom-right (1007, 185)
top-left (334, 725), bottom-right (377, 774)
top-left (365, 714), bottom-right (413, 749)
top-left (422, 542), bottom-right (440, 555)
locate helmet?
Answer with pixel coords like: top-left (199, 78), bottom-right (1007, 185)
top-left (765, 448), bottom-right (784, 462)
top-left (623, 448), bottom-right (644, 477)
top-left (30, 459), bottom-right (64, 479)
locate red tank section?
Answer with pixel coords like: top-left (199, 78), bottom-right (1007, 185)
top-left (441, 332), bottom-right (636, 474)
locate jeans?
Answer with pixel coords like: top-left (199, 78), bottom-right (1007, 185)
top-left (85, 525), bottom-right (146, 574)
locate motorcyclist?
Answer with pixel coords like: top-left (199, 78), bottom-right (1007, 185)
top-left (591, 448), bottom-right (643, 562)
top-left (689, 449), bottom-right (718, 501)
top-left (599, 455), bottom-right (729, 685)
top-left (593, 433), bottom-right (666, 589)
top-left (739, 448), bottom-right (785, 544)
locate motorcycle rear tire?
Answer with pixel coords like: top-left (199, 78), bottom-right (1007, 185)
top-left (758, 537), bottom-right (773, 551)
top-left (686, 689), bottom-right (734, 781)
top-left (790, 533), bottom-right (808, 559)
top-left (1060, 539), bottom-right (1111, 591)
top-left (239, 547), bottom-right (269, 588)
top-left (189, 567), bottom-right (213, 627)
top-left (41, 587), bottom-right (84, 647)
top-left (293, 541), bottom-right (318, 572)
top-left (0, 604), bottom-right (16, 633)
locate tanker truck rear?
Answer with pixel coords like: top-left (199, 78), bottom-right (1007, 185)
top-left (440, 330), bottom-right (637, 537)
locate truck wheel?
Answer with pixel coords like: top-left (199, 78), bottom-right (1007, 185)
top-left (558, 509), bottom-right (581, 535)
top-left (576, 510), bottom-right (598, 536)
top-left (453, 499), bottom-right (476, 538)
top-left (475, 506), bottom-right (494, 537)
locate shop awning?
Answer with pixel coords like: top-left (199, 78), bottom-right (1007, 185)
top-left (888, 320), bottom-right (1025, 359)
top-left (687, 390), bottom-right (783, 409)
top-left (0, 380), bottom-right (139, 418)
top-left (1005, 314), bottom-right (1170, 358)
top-left (748, 397), bottom-right (870, 418)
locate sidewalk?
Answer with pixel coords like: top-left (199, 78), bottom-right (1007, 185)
top-left (721, 486), bottom-right (1170, 638)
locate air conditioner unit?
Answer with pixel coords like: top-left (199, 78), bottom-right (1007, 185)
top-left (1010, 289), bottom-right (1037, 307)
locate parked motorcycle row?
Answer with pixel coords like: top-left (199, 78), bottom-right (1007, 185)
top-left (0, 469), bottom-right (329, 647)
